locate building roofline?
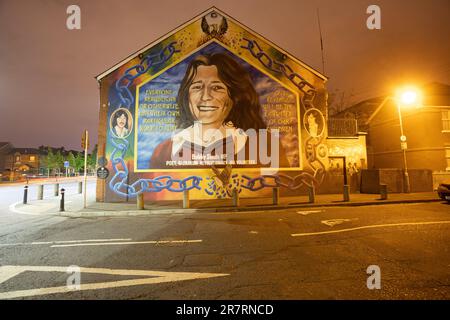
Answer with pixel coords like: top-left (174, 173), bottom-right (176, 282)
top-left (0, 142), bottom-right (12, 151)
top-left (94, 6), bottom-right (328, 82)
top-left (8, 148), bottom-right (41, 154)
top-left (365, 99), bottom-right (450, 126)
top-left (365, 96), bottom-right (391, 125)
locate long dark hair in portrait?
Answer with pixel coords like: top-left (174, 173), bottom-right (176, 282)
top-left (113, 110), bottom-right (129, 129)
top-left (176, 53), bottom-right (267, 131)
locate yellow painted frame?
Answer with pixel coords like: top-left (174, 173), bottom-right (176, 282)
top-left (133, 39), bottom-right (303, 173)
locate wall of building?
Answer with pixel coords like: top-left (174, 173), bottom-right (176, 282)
top-left (368, 105), bottom-right (450, 171)
top-left (96, 9), bottom-right (336, 202)
top-left (327, 134), bottom-right (368, 170)
top-left (361, 168), bottom-right (433, 193)
top-left (3, 152), bottom-right (41, 173)
top-left (323, 134), bottom-right (368, 193)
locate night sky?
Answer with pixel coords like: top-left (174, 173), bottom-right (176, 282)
top-left (0, 0), bottom-right (448, 151)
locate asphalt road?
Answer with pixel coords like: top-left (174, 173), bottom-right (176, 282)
top-left (0, 184), bottom-right (449, 300)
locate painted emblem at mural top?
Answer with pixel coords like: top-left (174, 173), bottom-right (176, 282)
top-left (102, 9), bottom-right (328, 200)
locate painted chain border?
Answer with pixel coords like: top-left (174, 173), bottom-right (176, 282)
top-left (108, 38), bottom-right (327, 198)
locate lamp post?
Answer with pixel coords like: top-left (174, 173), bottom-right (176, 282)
top-left (367, 87), bottom-right (421, 193)
top-left (396, 88), bottom-right (421, 193)
top-left (396, 101), bottom-right (410, 193)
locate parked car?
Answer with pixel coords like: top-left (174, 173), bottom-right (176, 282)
top-left (437, 182), bottom-right (450, 202)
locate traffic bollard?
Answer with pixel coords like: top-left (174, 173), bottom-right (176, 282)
top-left (78, 181), bottom-right (82, 194)
top-left (183, 189), bottom-right (190, 209)
top-left (137, 193), bottom-right (144, 210)
top-left (60, 188), bottom-right (65, 212)
top-left (343, 185), bottom-right (350, 202)
top-left (272, 187), bottom-right (279, 205)
top-left (37, 185), bottom-right (44, 200)
top-left (23, 185), bottom-right (28, 204)
top-left (380, 184), bottom-right (388, 200)
top-left (232, 188), bottom-right (240, 207)
top-left (54, 183), bottom-right (59, 197)
top-left (308, 185), bottom-right (315, 203)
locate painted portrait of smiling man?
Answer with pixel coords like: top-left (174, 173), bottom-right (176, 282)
top-left (110, 108), bottom-right (133, 139)
top-left (149, 53), bottom-right (289, 169)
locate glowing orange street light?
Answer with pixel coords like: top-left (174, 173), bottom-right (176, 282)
top-left (400, 90), bottom-right (418, 105)
top-left (396, 87), bottom-right (422, 107)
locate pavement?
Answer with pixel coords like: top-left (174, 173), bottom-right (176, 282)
top-left (0, 176), bottom-right (96, 186)
top-left (8, 182), bottom-right (442, 217)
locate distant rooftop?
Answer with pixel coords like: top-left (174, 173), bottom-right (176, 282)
top-left (0, 142), bottom-right (11, 149)
top-left (9, 148), bottom-right (41, 155)
top-left (4, 145), bottom-right (83, 156)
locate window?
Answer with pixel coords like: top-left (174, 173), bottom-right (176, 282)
top-left (442, 110), bottom-right (450, 132)
top-left (15, 156), bottom-right (20, 162)
top-left (29, 156), bottom-right (36, 162)
top-left (446, 146), bottom-right (450, 171)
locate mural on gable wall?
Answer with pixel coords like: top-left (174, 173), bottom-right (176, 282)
top-left (98, 8), bottom-right (329, 201)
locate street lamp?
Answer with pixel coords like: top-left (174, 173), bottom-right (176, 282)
top-left (367, 87), bottom-right (422, 193)
top-left (394, 87), bottom-right (422, 193)
top-left (399, 90), bottom-right (418, 105)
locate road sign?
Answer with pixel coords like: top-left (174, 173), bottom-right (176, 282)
top-left (97, 157), bottom-right (108, 167)
top-left (401, 141), bottom-right (408, 150)
top-left (64, 161), bottom-right (69, 168)
top-left (97, 167), bottom-right (109, 179)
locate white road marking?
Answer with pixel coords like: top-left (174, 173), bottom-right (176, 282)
top-left (0, 238), bottom-right (132, 247)
top-left (0, 266), bottom-right (24, 284)
top-left (32, 238), bottom-right (132, 245)
top-left (321, 218), bottom-right (358, 227)
top-left (291, 220), bottom-right (450, 237)
top-left (0, 265), bottom-right (228, 299)
top-left (50, 239), bottom-right (203, 248)
top-left (296, 210), bottom-right (323, 216)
